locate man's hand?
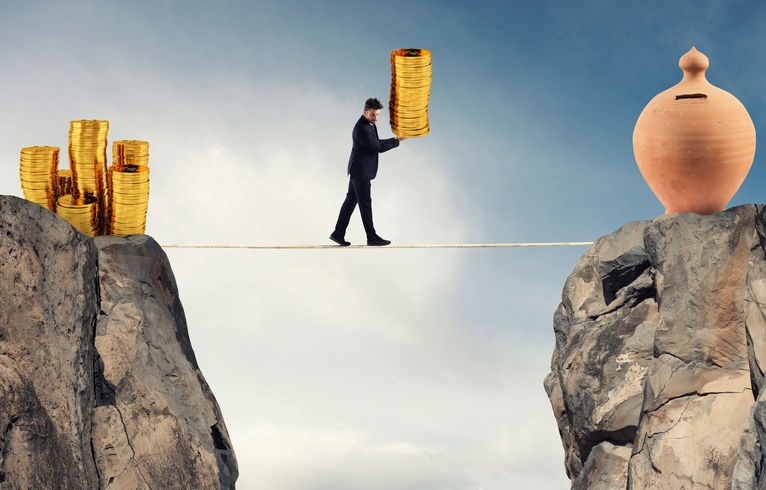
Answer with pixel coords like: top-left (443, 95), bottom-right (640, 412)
top-left (396, 136), bottom-right (408, 141)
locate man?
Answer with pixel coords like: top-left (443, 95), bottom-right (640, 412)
top-left (330, 98), bottom-right (406, 246)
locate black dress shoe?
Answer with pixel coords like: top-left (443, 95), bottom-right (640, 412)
top-left (367, 235), bottom-right (391, 246)
top-left (330, 233), bottom-right (350, 246)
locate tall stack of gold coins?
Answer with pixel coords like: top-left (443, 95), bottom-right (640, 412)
top-left (56, 195), bottom-right (100, 237)
top-left (68, 120), bottom-right (109, 232)
top-left (108, 140), bottom-right (150, 236)
top-left (389, 48), bottom-right (432, 138)
top-left (19, 146), bottom-right (59, 211)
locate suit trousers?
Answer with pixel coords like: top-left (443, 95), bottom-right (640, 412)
top-left (334, 178), bottom-right (376, 238)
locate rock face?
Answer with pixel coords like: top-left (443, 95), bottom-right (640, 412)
top-left (0, 196), bottom-right (238, 489)
top-left (545, 204), bottom-right (766, 489)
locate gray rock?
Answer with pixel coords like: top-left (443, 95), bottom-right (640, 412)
top-left (0, 195), bottom-right (99, 489)
top-left (92, 235), bottom-right (238, 489)
top-left (547, 219), bottom-right (657, 478)
top-left (547, 204), bottom-right (766, 489)
top-left (0, 196), bottom-right (238, 489)
top-left (573, 442), bottom-right (632, 490)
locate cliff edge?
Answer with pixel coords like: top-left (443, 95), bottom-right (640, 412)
top-left (0, 195), bottom-right (237, 489)
top-left (545, 204), bottom-right (766, 489)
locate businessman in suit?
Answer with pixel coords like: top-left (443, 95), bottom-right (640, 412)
top-left (331, 98), bottom-right (406, 246)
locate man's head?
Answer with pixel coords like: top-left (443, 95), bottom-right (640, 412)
top-left (363, 98), bottom-right (384, 124)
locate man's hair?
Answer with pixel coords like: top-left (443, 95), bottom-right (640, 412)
top-left (364, 98), bottom-right (384, 111)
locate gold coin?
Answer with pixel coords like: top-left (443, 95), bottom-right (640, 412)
top-left (390, 87), bottom-right (431, 95)
top-left (392, 61), bottom-right (432, 69)
top-left (109, 208), bottom-right (147, 215)
top-left (390, 114), bottom-right (429, 121)
top-left (392, 62), bottom-right (432, 72)
top-left (390, 92), bottom-right (430, 99)
top-left (57, 194), bottom-right (97, 206)
top-left (111, 201), bottom-right (148, 208)
top-left (69, 136), bottom-right (107, 142)
top-left (111, 186), bottom-right (150, 193)
top-left (111, 172), bottom-right (150, 180)
top-left (392, 57), bottom-right (432, 64)
top-left (391, 85), bottom-right (431, 92)
top-left (110, 217), bottom-right (146, 223)
top-left (111, 185), bottom-right (150, 192)
top-left (108, 216), bottom-right (144, 222)
top-left (391, 123), bottom-right (429, 131)
top-left (70, 120), bottom-right (109, 128)
top-left (390, 103), bottom-right (430, 111)
top-left (392, 126), bottom-right (430, 133)
top-left (19, 179), bottom-right (52, 187)
top-left (113, 164), bottom-right (149, 173)
top-left (392, 72), bottom-right (432, 80)
top-left (392, 70), bottom-right (432, 79)
top-left (390, 104), bottom-right (430, 111)
top-left (391, 82), bottom-right (431, 90)
top-left (20, 183), bottom-right (54, 192)
top-left (114, 159), bottom-right (150, 168)
top-left (391, 117), bottom-right (430, 124)
top-left (113, 140), bottom-right (149, 152)
top-left (20, 168), bottom-right (56, 175)
top-left (390, 116), bottom-right (430, 124)
top-left (110, 202), bottom-right (148, 209)
top-left (390, 106), bottom-right (430, 114)
top-left (113, 153), bottom-right (149, 159)
top-left (69, 145), bottom-right (106, 151)
top-left (110, 222), bottom-right (147, 229)
top-left (20, 155), bottom-right (58, 161)
top-left (109, 222), bottom-right (146, 230)
top-left (391, 47), bottom-right (432, 59)
top-left (111, 184), bottom-right (150, 191)
top-left (390, 95), bottom-right (430, 102)
top-left (391, 95), bottom-right (430, 103)
top-left (110, 226), bottom-right (146, 232)
top-left (21, 146), bottom-right (59, 154)
top-left (111, 180), bottom-right (149, 187)
top-left (112, 190), bottom-right (148, 196)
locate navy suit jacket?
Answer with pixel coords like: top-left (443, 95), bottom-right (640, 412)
top-left (347, 115), bottom-right (400, 180)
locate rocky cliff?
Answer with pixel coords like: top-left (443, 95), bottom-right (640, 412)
top-left (0, 195), bottom-right (237, 489)
top-left (545, 204), bottom-right (766, 489)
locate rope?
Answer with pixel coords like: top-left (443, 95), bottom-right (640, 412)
top-left (160, 241), bottom-right (594, 250)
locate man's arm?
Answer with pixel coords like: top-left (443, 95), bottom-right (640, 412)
top-left (354, 123), bottom-right (401, 153)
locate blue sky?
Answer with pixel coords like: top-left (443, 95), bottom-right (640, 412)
top-left (2, 1), bottom-right (765, 488)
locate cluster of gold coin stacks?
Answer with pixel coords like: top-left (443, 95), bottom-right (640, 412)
top-left (17, 121), bottom-right (151, 238)
top-left (19, 146), bottom-right (60, 211)
top-left (389, 48), bottom-right (432, 138)
top-left (67, 120), bottom-right (110, 234)
top-left (108, 140), bottom-right (150, 236)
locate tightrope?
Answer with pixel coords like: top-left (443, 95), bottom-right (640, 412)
top-left (161, 242), bottom-right (594, 250)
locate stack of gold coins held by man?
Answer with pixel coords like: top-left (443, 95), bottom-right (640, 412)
top-left (19, 146), bottom-right (59, 211)
top-left (56, 195), bottom-right (100, 237)
top-left (389, 48), bottom-right (432, 138)
top-left (108, 140), bottom-right (150, 236)
top-left (68, 120), bottom-right (109, 233)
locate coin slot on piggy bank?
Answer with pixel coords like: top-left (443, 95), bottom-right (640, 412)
top-left (675, 93), bottom-right (708, 100)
